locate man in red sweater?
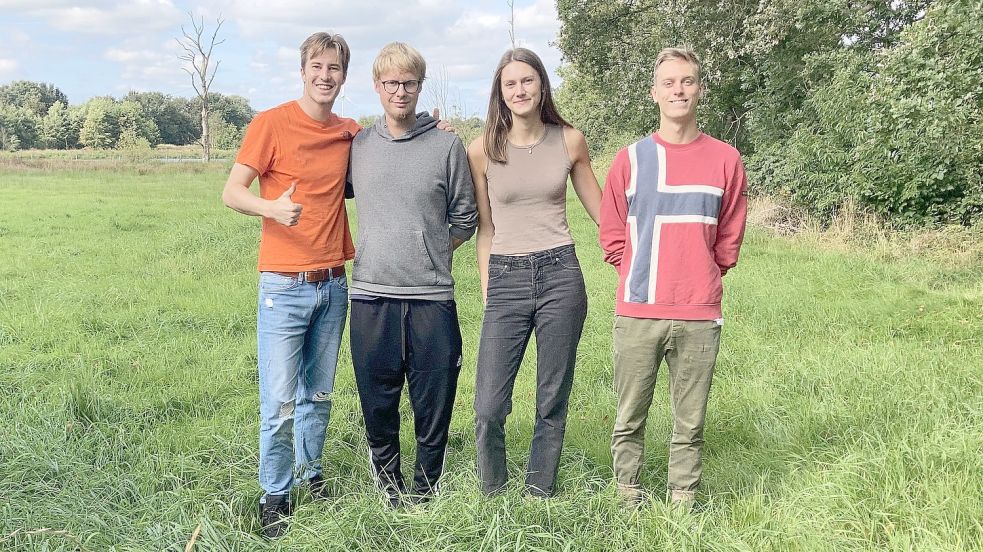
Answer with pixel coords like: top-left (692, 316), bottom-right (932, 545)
top-left (599, 47), bottom-right (748, 509)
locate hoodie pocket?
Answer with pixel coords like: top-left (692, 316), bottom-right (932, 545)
top-left (421, 231), bottom-right (453, 286)
top-left (354, 228), bottom-right (442, 287)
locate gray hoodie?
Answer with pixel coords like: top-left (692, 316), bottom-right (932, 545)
top-left (347, 112), bottom-right (477, 300)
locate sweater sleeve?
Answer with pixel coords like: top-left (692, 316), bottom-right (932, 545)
top-left (599, 149), bottom-right (631, 267)
top-left (713, 156), bottom-right (748, 275)
top-left (446, 138), bottom-right (478, 241)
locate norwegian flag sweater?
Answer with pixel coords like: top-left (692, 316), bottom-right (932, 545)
top-left (599, 132), bottom-right (748, 320)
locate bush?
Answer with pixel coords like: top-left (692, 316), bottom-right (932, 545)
top-left (748, 0), bottom-right (983, 226)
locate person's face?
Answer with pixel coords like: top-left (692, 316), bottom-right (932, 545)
top-left (374, 68), bottom-right (421, 122)
top-left (301, 48), bottom-right (345, 107)
top-left (499, 61), bottom-right (542, 119)
top-left (650, 58), bottom-right (701, 123)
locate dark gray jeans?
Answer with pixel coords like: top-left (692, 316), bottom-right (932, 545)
top-left (474, 244), bottom-right (587, 497)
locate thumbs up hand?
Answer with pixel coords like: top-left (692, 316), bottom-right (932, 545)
top-left (268, 182), bottom-right (302, 226)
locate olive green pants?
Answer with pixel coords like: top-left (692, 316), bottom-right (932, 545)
top-left (611, 316), bottom-right (721, 492)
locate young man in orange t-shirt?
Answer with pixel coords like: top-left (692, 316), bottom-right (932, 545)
top-left (221, 32), bottom-right (359, 538)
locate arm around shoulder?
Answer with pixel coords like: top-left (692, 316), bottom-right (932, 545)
top-left (446, 138), bottom-right (478, 242)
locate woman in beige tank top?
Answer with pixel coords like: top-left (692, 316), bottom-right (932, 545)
top-left (466, 48), bottom-right (602, 497)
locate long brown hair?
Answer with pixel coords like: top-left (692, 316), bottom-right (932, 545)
top-left (483, 48), bottom-right (569, 164)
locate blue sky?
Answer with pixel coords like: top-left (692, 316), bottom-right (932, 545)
top-left (0, 0), bottom-right (564, 119)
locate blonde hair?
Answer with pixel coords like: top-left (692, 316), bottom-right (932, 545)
top-left (372, 42), bottom-right (427, 81)
top-left (300, 32), bottom-right (350, 77)
top-left (653, 47), bottom-right (702, 84)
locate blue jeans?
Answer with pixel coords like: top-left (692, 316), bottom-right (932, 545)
top-left (257, 271), bottom-right (348, 498)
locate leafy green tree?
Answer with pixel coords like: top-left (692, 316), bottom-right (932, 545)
top-left (116, 100), bottom-right (161, 147)
top-left (115, 127), bottom-right (152, 150)
top-left (0, 105), bottom-right (40, 150)
top-left (0, 81), bottom-right (68, 118)
top-left (0, 125), bottom-right (20, 151)
top-left (41, 101), bottom-right (77, 149)
top-left (124, 91), bottom-right (196, 145)
top-left (207, 93), bottom-right (254, 130)
top-left (749, 0), bottom-right (982, 225)
top-left (79, 98), bottom-right (119, 149)
top-left (207, 111), bottom-right (244, 150)
top-left (555, 0), bottom-right (931, 155)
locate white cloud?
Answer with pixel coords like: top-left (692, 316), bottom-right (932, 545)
top-left (0, 58), bottom-right (19, 77)
top-left (105, 48), bottom-right (159, 63)
top-left (4, 0), bottom-right (183, 35)
top-left (103, 39), bottom-right (188, 93)
top-left (1, 0), bottom-right (566, 118)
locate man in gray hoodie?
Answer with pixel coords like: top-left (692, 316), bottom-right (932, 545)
top-left (347, 42), bottom-right (477, 506)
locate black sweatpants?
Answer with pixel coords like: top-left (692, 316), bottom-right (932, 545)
top-left (350, 297), bottom-right (463, 495)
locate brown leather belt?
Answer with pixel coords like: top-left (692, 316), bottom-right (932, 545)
top-left (272, 266), bottom-right (345, 283)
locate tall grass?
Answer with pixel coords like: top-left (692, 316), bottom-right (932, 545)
top-left (0, 160), bottom-right (980, 550)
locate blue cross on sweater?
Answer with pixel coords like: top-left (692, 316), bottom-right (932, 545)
top-left (623, 137), bottom-right (723, 304)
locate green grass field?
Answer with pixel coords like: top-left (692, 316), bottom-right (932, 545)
top-left (1, 159), bottom-right (981, 551)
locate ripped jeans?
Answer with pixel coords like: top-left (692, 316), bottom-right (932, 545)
top-left (257, 271), bottom-right (348, 497)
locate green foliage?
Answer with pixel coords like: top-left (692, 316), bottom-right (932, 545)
top-left (357, 115), bottom-right (379, 128)
top-left (0, 125), bottom-right (20, 152)
top-left (0, 81), bottom-right (254, 150)
top-left (117, 100), bottom-right (161, 147)
top-left (124, 91), bottom-right (197, 146)
top-left (749, 0), bottom-right (983, 226)
top-left (205, 93), bottom-right (255, 130)
top-left (207, 111), bottom-right (245, 150)
top-left (554, 65), bottom-right (641, 158)
top-left (0, 80), bottom-right (68, 117)
top-left (172, 92), bottom-right (255, 155)
top-left (78, 97), bottom-right (119, 149)
top-left (0, 104), bottom-right (40, 150)
top-left (557, 0), bottom-right (977, 225)
top-left (40, 101), bottom-right (78, 149)
top-left (115, 127), bottom-right (153, 151)
top-left (447, 116), bottom-right (484, 149)
top-left (555, 0), bottom-right (766, 152)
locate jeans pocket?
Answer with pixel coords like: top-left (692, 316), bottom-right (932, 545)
top-left (335, 275), bottom-right (349, 290)
top-left (487, 262), bottom-right (508, 281)
top-left (260, 272), bottom-right (300, 293)
top-left (555, 249), bottom-right (581, 271)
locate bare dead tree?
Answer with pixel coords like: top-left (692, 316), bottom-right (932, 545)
top-left (507, 0), bottom-right (516, 48)
top-left (177, 12), bottom-right (224, 162)
top-left (426, 65), bottom-right (450, 118)
top-left (452, 87), bottom-right (469, 119)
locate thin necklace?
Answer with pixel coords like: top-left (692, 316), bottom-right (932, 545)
top-left (509, 127), bottom-right (548, 154)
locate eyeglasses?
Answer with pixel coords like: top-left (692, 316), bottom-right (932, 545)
top-left (380, 79), bottom-right (421, 94)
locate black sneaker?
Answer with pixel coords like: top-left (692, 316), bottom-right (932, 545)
top-left (382, 483), bottom-right (405, 509)
top-left (407, 490), bottom-right (434, 506)
top-left (259, 494), bottom-right (292, 539)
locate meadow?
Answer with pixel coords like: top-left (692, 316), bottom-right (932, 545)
top-left (0, 156), bottom-right (980, 551)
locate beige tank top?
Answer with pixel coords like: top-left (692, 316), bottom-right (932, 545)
top-left (486, 124), bottom-right (574, 255)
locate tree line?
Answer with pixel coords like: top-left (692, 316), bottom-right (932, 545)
top-left (0, 80), bottom-right (254, 152)
top-left (554, 0), bottom-right (981, 225)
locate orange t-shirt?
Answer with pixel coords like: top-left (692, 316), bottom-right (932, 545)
top-left (236, 100), bottom-right (360, 272)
